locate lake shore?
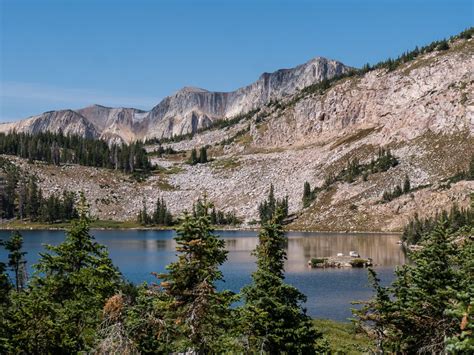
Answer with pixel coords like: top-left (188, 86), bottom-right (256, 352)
top-left (0, 219), bottom-right (402, 235)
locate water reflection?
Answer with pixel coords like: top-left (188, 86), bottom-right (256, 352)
top-left (0, 229), bottom-right (405, 321)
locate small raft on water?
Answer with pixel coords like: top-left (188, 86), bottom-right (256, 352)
top-left (308, 254), bottom-right (373, 268)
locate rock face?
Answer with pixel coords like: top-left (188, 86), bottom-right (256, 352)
top-left (0, 110), bottom-right (98, 138)
top-left (0, 57), bottom-right (349, 143)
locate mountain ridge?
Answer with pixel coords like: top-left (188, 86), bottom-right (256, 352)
top-left (0, 56), bottom-right (349, 143)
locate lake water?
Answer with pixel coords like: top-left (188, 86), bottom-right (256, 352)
top-left (0, 229), bottom-right (405, 321)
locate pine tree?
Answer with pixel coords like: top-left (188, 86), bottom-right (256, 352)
top-left (259, 184), bottom-right (289, 224)
top-left (157, 200), bottom-right (235, 352)
top-left (26, 176), bottom-right (40, 220)
top-left (355, 220), bottom-right (466, 353)
top-left (199, 146), bottom-right (208, 164)
top-left (0, 239), bottom-right (12, 303)
top-left (190, 148), bottom-right (198, 165)
top-left (303, 181), bottom-right (312, 208)
top-left (240, 209), bottom-right (324, 353)
top-left (4, 231), bottom-right (27, 292)
top-left (6, 194), bottom-right (122, 353)
top-left (0, 258), bottom-right (10, 354)
top-left (139, 198), bottom-right (150, 225)
top-left (469, 155), bottom-right (474, 179)
top-left (403, 175), bottom-right (411, 193)
top-left (446, 231), bottom-right (474, 352)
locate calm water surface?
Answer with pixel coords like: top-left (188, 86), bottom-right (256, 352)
top-left (0, 229), bottom-right (405, 321)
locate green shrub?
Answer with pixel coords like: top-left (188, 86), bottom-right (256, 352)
top-left (349, 258), bottom-right (367, 267)
top-left (311, 258), bottom-right (327, 266)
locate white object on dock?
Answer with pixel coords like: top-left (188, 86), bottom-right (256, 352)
top-left (349, 251), bottom-right (360, 258)
top-left (337, 253), bottom-right (344, 257)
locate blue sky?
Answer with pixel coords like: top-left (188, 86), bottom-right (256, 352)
top-left (0, 0), bottom-right (472, 122)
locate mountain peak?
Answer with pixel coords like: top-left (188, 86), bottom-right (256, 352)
top-left (177, 86), bottom-right (210, 94)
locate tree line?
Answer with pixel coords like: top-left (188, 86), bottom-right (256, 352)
top-left (258, 184), bottom-right (289, 224)
top-left (402, 200), bottom-right (474, 245)
top-left (0, 195), bottom-right (326, 353)
top-left (382, 175), bottom-right (412, 202)
top-left (0, 131), bottom-right (151, 174)
top-left (301, 148), bottom-right (399, 209)
top-left (188, 147), bottom-right (209, 165)
top-left (0, 158), bottom-right (77, 222)
top-left (193, 197), bottom-right (241, 226)
top-left (137, 197), bottom-right (174, 227)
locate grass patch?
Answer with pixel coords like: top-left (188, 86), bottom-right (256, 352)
top-left (89, 220), bottom-right (143, 229)
top-left (154, 165), bottom-right (183, 175)
top-left (156, 178), bottom-right (175, 191)
top-left (313, 319), bottom-right (372, 354)
top-left (235, 132), bottom-right (253, 145)
top-left (331, 127), bottom-right (380, 149)
top-left (1, 219), bottom-right (144, 230)
top-left (212, 157), bottom-right (241, 170)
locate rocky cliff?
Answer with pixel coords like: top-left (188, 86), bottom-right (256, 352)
top-left (0, 57), bottom-right (349, 143)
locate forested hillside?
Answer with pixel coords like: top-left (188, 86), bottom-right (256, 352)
top-left (0, 158), bottom-right (77, 222)
top-left (0, 131), bottom-right (151, 174)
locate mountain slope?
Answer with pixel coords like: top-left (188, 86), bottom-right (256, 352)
top-left (1, 35), bottom-right (472, 232)
top-left (0, 57), bottom-right (349, 143)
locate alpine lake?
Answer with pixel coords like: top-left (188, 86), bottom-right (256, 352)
top-left (0, 229), bottom-right (406, 321)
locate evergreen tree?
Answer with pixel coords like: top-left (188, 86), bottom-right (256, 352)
top-left (355, 220), bottom-right (468, 353)
top-left (151, 197), bottom-right (173, 226)
top-left (0, 239), bottom-right (12, 303)
top-left (445, 230), bottom-right (474, 352)
top-left (5, 194), bottom-right (122, 353)
top-left (469, 155), bottom-right (474, 179)
top-left (199, 146), bottom-right (208, 164)
top-left (259, 184), bottom-right (289, 224)
top-left (0, 254), bottom-right (10, 354)
top-left (302, 181), bottom-right (312, 208)
top-left (189, 148), bottom-right (198, 165)
top-left (402, 200), bottom-right (473, 244)
top-left (26, 176), bottom-right (40, 220)
top-left (240, 210), bottom-right (324, 353)
top-left (4, 231), bottom-right (27, 292)
top-left (403, 175), bottom-right (411, 194)
top-left (157, 200), bottom-right (235, 353)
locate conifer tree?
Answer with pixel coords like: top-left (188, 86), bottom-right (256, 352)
top-left (403, 175), bottom-right (411, 193)
top-left (0, 254), bottom-right (10, 354)
top-left (469, 155), bottom-right (474, 179)
top-left (199, 146), bottom-right (208, 164)
top-left (259, 184), bottom-right (289, 224)
top-left (240, 209), bottom-right (324, 353)
top-left (0, 239), bottom-right (12, 303)
top-left (303, 181), bottom-right (312, 208)
top-left (4, 231), bottom-right (27, 292)
top-left (5, 194), bottom-right (122, 353)
top-left (355, 220), bottom-right (467, 353)
top-left (190, 148), bottom-right (198, 165)
top-left (157, 200), bottom-right (235, 353)
top-left (445, 230), bottom-right (474, 352)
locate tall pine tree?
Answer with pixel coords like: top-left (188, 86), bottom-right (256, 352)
top-left (157, 200), bottom-right (235, 353)
top-left (240, 209), bottom-right (325, 353)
